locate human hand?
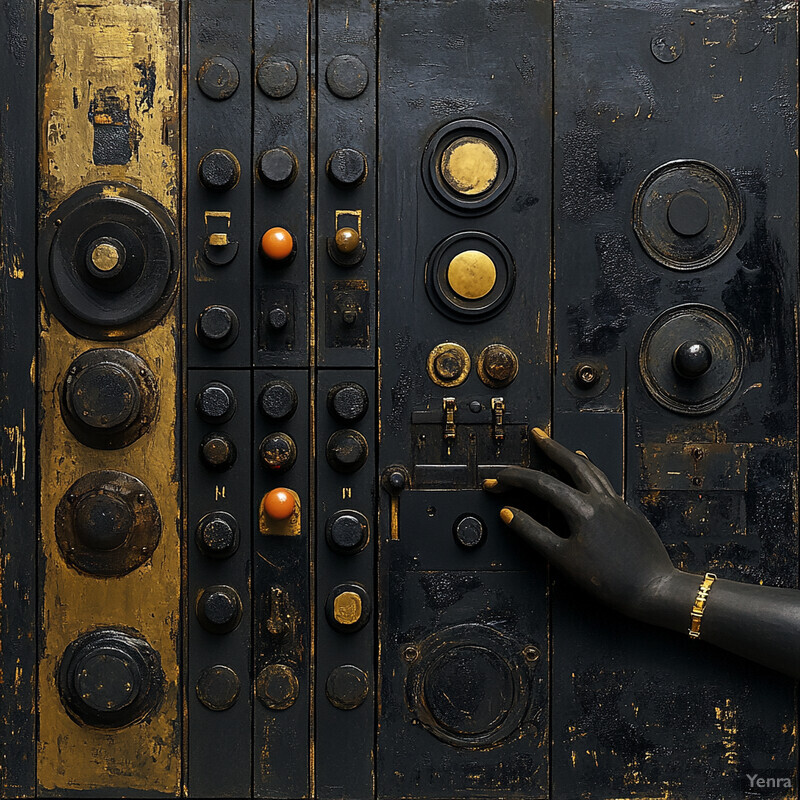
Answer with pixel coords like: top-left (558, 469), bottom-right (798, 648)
top-left (483, 428), bottom-right (678, 620)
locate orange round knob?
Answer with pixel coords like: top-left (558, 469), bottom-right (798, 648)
top-left (261, 488), bottom-right (296, 520)
top-left (261, 227), bottom-right (294, 261)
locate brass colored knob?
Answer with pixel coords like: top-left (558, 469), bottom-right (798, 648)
top-left (335, 226), bottom-right (360, 254)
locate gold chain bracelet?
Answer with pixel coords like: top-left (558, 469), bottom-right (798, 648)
top-left (688, 572), bottom-right (717, 639)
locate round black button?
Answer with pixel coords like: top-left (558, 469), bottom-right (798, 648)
top-left (199, 431), bottom-right (237, 471)
top-left (196, 382), bottom-right (236, 423)
top-left (326, 665), bottom-right (369, 710)
top-left (74, 492), bottom-right (134, 551)
top-left (196, 665), bottom-right (240, 711)
top-left (196, 305), bottom-right (239, 349)
top-left (259, 432), bottom-right (297, 473)
top-left (195, 512), bottom-right (239, 559)
top-left (453, 514), bottom-right (487, 549)
top-left (667, 190), bottom-right (709, 237)
top-left (326, 429), bottom-right (369, 474)
top-left (672, 340), bottom-right (713, 379)
top-left (256, 663), bottom-right (299, 710)
top-left (257, 57), bottom-right (298, 99)
top-left (327, 382), bottom-right (368, 422)
top-left (267, 306), bottom-right (289, 330)
top-left (197, 56), bottom-right (239, 100)
top-left (326, 510), bottom-right (369, 554)
top-left (326, 148), bottom-right (367, 187)
top-left (68, 362), bottom-right (140, 430)
top-left (259, 380), bottom-right (298, 421)
top-left (326, 55), bottom-right (369, 99)
top-left (196, 585), bottom-right (242, 634)
top-left (258, 147), bottom-right (299, 188)
top-left (198, 149), bottom-right (240, 191)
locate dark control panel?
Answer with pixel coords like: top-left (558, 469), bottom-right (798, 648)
top-left (1, 0), bottom-right (797, 798)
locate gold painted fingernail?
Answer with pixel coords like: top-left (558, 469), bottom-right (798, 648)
top-left (576, 449), bottom-right (588, 458)
top-left (532, 426), bottom-right (549, 439)
top-left (499, 508), bottom-right (514, 524)
top-left (483, 478), bottom-right (498, 489)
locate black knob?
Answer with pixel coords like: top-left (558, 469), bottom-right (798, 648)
top-left (258, 147), bottom-right (298, 188)
top-left (667, 190), bottom-right (709, 237)
top-left (326, 510), bottom-right (369, 554)
top-left (66, 362), bottom-right (140, 431)
top-left (196, 305), bottom-right (239, 349)
top-left (259, 380), bottom-right (298, 421)
top-left (453, 514), bottom-right (487, 549)
top-left (196, 382), bottom-right (236, 423)
top-left (327, 382), bottom-right (368, 423)
top-left (326, 429), bottom-right (369, 474)
top-left (259, 432), bottom-right (297, 473)
top-left (195, 512), bottom-right (239, 559)
top-left (58, 628), bottom-right (163, 728)
top-left (199, 431), bottom-right (237, 471)
top-left (267, 306), bottom-right (289, 330)
top-left (198, 149), bottom-right (240, 191)
top-left (673, 341), bottom-right (713, 379)
top-left (326, 148), bottom-right (367, 187)
top-left (74, 491), bottom-right (135, 552)
top-left (196, 585), bottom-right (243, 634)
top-left (196, 665), bottom-right (240, 711)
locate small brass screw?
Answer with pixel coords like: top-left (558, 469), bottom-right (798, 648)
top-left (523, 645), bottom-right (541, 663)
top-left (402, 645), bottom-right (419, 663)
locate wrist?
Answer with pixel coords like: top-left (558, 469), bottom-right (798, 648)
top-left (630, 569), bottom-right (701, 630)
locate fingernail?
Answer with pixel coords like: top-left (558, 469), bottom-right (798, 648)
top-left (499, 508), bottom-right (514, 524)
top-left (532, 426), bottom-right (549, 439)
top-left (576, 449), bottom-right (588, 458)
top-left (482, 478), bottom-right (498, 490)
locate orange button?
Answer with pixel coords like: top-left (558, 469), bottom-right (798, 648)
top-left (261, 227), bottom-right (294, 261)
top-left (261, 488), bottom-right (296, 520)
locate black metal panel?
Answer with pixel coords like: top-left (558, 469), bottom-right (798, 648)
top-left (187, 369), bottom-right (252, 797)
top-left (376, 0), bottom-right (553, 796)
top-left (0, 0), bottom-right (37, 794)
top-left (188, 0), bottom-right (253, 368)
top-left (553, 2), bottom-right (799, 798)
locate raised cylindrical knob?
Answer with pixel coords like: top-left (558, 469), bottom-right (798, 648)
top-left (199, 431), bottom-right (237, 471)
top-left (326, 429), bottom-right (369, 474)
top-left (195, 512), bottom-right (239, 559)
top-left (259, 432), bottom-right (297, 473)
top-left (195, 382), bottom-right (236, 423)
top-left (258, 146), bottom-right (298, 188)
top-left (326, 148), bottom-right (367, 187)
top-left (453, 514), bottom-right (487, 549)
top-left (326, 510), bottom-right (369, 554)
top-left (196, 585), bottom-right (243, 634)
top-left (673, 341), bottom-right (713, 379)
top-left (198, 149), bottom-right (240, 191)
top-left (327, 382), bottom-right (368, 423)
top-left (259, 380), bottom-right (298, 421)
top-left (196, 304), bottom-right (239, 349)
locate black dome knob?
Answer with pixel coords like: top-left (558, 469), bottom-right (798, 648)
top-left (327, 382), bottom-right (368, 422)
top-left (259, 432), bottom-right (297, 473)
top-left (199, 431), bottom-right (237, 470)
top-left (196, 585), bottom-right (243, 634)
top-left (59, 628), bottom-right (163, 728)
top-left (195, 512), bottom-right (239, 559)
top-left (259, 380), bottom-right (298, 421)
top-left (198, 149), bottom-right (240, 191)
top-left (196, 305), bottom-right (239, 349)
top-left (74, 491), bottom-right (134, 552)
top-left (326, 429), bottom-right (369, 474)
top-left (667, 190), bottom-right (709, 237)
top-left (326, 510), bottom-right (369, 553)
top-left (196, 382), bottom-right (236, 423)
top-left (673, 341), bottom-right (713, 379)
top-left (258, 147), bottom-right (299, 188)
top-left (453, 514), bottom-right (487, 549)
top-left (326, 148), bottom-right (367, 187)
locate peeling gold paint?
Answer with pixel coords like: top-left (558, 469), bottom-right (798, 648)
top-left (0, 410), bottom-right (27, 493)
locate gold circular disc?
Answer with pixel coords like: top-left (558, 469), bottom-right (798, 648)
top-left (440, 137), bottom-right (500, 196)
top-left (91, 242), bottom-right (121, 272)
top-left (333, 591), bottom-right (363, 626)
top-left (447, 250), bottom-right (497, 300)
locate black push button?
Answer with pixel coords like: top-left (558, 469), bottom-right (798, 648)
top-left (453, 514), bottom-right (487, 549)
top-left (673, 340), bottom-right (713, 379)
top-left (196, 382), bottom-right (236, 423)
top-left (259, 432), bottom-right (297, 473)
top-left (327, 382), bottom-right (368, 422)
top-left (326, 429), bottom-right (369, 474)
top-left (326, 510), bottom-right (369, 554)
top-left (195, 512), bottom-right (239, 559)
top-left (199, 431), bottom-right (237, 471)
top-left (326, 147), bottom-right (367, 187)
top-left (198, 149), bottom-right (240, 191)
top-left (258, 146), bottom-right (299, 188)
top-left (196, 585), bottom-right (243, 634)
top-left (196, 304), bottom-right (239, 349)
top-left (259, 380), bottom-right (298, 421)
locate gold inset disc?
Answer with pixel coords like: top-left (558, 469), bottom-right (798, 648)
top-left (440, 137), bottom-right (499, 196)
top-left (447, 250), bottom-right (497, 300)
top-left (90, 242), bottom-right (121, 272)
top-left (333, 591), bottom-right (363, 626)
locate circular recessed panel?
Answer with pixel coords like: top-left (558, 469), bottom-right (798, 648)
top-left (639, 304), bottom-right (744, 415)
top-left (56, 470), bottom-right (162, 577)
top-left (426, 232), bottom-right (515, 321)
top-left (40, 183), bottom-right (178, 340)
top-left (633, 160), bottom-right (741, 270)
top-left (405, 624), bottom-right (534, 749)
top-left (423, 119), bottom-right (516, 215)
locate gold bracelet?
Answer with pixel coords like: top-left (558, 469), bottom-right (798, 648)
top-left (688, 572), bottom-right (717, 639)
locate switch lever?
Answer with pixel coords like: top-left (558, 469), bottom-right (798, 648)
top-left (492, 397), bottom-right (505, 442)
top-left (266, 586), bottom-right (289, 637)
